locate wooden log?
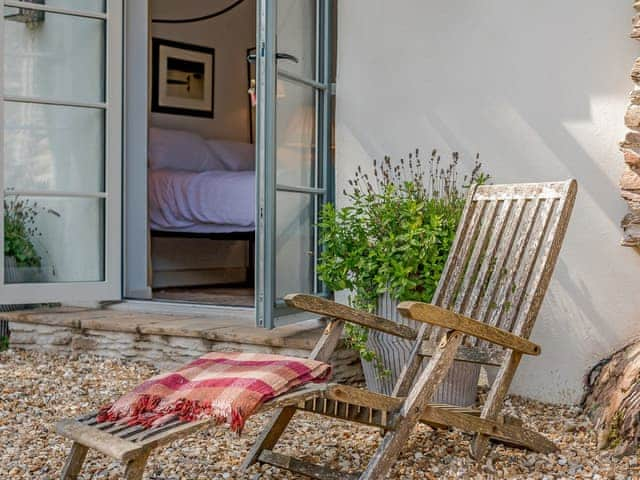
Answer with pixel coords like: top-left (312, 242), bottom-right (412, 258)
top-left (284, 293), bottom-right (418, 340)
top-left (397, 302), bottom-right (540, 355)
top-left (583, 339), bottom-right (640, 456)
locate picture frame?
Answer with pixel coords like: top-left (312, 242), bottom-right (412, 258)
top-left (152, 38), bottom-right (215, 118)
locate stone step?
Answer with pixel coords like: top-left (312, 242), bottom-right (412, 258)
top-left (3, 306), bottom-right (364, 384)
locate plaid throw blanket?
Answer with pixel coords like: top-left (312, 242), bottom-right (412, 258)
top-left (96, 352), bottom-right (331, 433)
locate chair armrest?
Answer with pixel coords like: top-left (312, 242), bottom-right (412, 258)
top-left (397, 301), bottom-right (540, 356)
top-left (284, 293), bottom-right (418, 340)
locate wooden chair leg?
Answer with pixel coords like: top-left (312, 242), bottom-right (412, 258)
top-left (241, 318), bottom-right (343, 473)
top-left (361, 332), bottom-right (464, 480)
top-left (60, 442), bottom-right (88, 480)
top-left (240, 406), bottom-right (297, 471)
top-left (124, 450), bottom-right (151, 480)
top-left (471, 351), bottom-right (522, 459)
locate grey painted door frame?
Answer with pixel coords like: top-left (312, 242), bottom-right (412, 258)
top-left (255, 0), bottom-right (335, 328)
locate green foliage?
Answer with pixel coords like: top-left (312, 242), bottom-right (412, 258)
top-left (4, 197), bottom-right (58, 268)
top-left (0, 335), bottom-right (8, 352)
top-left (318, 149), bottom-right (489, 369)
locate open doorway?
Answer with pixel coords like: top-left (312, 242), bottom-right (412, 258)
top-left (146, 0), bottom-right (257, 307)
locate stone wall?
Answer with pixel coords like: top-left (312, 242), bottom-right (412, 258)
top-left (621, 2), bottom-right (640, 245)
top-left (8, 321), bottom-right (364, 384)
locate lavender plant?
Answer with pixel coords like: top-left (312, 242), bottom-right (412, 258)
top-left (318, 149), bottom-right (489, 368)
top-left (4, 197), bottom-right (59, 268)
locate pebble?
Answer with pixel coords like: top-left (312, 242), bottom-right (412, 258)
top-left (1, 348), bottom-right (639, 479)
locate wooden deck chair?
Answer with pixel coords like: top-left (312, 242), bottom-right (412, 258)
top-left (55, 180), bottom-right (576, 480)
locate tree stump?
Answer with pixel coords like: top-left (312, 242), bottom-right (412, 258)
top-left (583, 338), bottom-right (640, 456)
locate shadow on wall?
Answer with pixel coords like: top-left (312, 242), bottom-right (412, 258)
top-left (336, 0), bottom-right (640, 403)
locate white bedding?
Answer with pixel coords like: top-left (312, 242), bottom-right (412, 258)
top-left (149, 169), bottom-right (255, 234)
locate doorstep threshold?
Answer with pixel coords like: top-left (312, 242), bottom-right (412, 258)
top-left (1, 304), bottom-right (326, 350)
top-left (112, 299), bottom-right (255, 321)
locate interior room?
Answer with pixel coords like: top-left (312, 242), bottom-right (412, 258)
top-left (146, 0), bottom-right (257, 307)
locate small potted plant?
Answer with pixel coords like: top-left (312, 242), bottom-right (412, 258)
top-left (318, 149), bottom-right (489, 405)
top-left (4, 197), bottom-right (57, 284)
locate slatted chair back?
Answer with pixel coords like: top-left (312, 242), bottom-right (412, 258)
top-left (429, 180), bottom-right (576, 345)
top-left (391, 180), bottom-right (577, 398)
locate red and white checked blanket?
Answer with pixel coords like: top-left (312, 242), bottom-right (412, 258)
top-left (96, 352), bottom-right (331, 433)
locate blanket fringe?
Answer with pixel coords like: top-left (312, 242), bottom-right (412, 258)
top-left (97, 395), bottom-right (247, 433)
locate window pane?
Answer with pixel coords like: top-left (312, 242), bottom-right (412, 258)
top-left (3, 8), bottom-right (106, 103)
top-left (275, 191), bottom-right (314, 298)
top-left (276, 79), bottom-right (317, 188)
top-left (4, 196), bottom-right (105, 283)
top-left (47, 0), bottom-right (106, 13)
top-left (4, 102), bottom-right (104, 193)
top-left (277, 0), bottom-right (316, 80)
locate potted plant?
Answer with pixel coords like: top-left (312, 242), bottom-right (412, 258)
top-left (318, 149), bottom-right (489, 405)
top-left (4, 197), bottom-right (57, 284)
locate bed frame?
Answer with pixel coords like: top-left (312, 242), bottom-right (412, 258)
top-left (150, 230), bottom-right (255, 288)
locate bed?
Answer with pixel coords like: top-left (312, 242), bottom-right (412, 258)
top-left (148, 168), bottom-right (255, 234)
top-left (148, 127), bottom-right (256, 287)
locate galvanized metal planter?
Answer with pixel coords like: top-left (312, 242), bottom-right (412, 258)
top-left (361, 292), bottom-right (480, 406)
top-left (4, 256), bottom-right (45, 284)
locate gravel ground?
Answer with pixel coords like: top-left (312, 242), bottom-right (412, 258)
top-left (0, 349), bottom-right (638, 480)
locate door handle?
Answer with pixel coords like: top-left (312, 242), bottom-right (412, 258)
top-left (276, 52), bottom-right (299, 63)
top-left (246, 53), bottom-right (300, 64)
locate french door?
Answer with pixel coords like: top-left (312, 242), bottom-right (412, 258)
top-left (255, 0), bottom-right (334, 328)
top-left (0, 0), bottom-right (122, 304)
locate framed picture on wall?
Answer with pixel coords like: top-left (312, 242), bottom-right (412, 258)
top-left (152, 38), bottom-right (215, 118)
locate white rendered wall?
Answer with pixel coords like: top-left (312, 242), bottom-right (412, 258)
top-left (336, 1), bottom-right (640, 404)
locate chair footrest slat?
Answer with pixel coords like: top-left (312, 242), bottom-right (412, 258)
top-left (259, 450), bottom-right (360, 480)
top-left (55, 419), bottom-right (144, 462)
top-left (420, 406), bottom-right (557, 453)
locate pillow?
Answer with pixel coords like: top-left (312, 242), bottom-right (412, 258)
top-left (206, 139), bottom-right (256, 171)
top-left (148, 127), bottom-right (226, 172)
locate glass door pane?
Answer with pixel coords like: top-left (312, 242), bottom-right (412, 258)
top-left (0, 0), bottom-right (121, 303)
top-left (276, 78), bottom-right (317, 188)
top-left (255, 0), bottom-right (333, 328)
top-left (276, 0), bottom-right (316, 80)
